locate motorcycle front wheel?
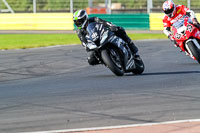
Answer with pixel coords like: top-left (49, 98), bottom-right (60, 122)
top-left (186, 41), bottom-right (200, 64)
top-left (101, 49), bottom-right (124, 76)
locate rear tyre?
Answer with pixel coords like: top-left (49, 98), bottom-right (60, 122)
top-left (132, 57), bottom-right (145, 74)
top-left (101, 49), bottom-right (124, 76)
top-left (186, 41), bottom-right (200, 64)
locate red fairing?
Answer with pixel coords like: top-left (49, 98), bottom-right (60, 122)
top-left (171, 15), bottom-right (200, 52)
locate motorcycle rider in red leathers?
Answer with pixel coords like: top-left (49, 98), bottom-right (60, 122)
top-left (162, 0), bottom-right (200, 44)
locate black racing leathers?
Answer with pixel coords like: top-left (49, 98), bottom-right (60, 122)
top-left (76, 17), bottom-right (138, 65)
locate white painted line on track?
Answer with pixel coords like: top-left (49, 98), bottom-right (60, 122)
top-left (22, 119), bottom-right (200, 133)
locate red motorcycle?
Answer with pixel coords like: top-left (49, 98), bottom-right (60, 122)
top-left (171, 15), bottom-right (200, 64)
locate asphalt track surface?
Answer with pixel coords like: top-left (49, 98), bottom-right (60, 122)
top-left (0, 40), bottom-right (200, 133)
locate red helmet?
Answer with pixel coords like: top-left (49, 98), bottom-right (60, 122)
top-left (162, 0), bottom-right (176, 17)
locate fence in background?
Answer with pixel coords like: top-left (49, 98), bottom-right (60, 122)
top-left (0, 0), bottom-right (200, 14)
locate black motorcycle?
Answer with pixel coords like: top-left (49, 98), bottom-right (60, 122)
top-left (86, 22), bottom-right (145, 76)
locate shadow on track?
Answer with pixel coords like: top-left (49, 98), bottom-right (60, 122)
top-left (142, 71), bottom-right (200, 76)
top-left (88, 70), bottom-right (200, 78)
top-left (125, 70), bottom-right (200, 77)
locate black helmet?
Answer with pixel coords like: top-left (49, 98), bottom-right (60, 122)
top-left (73, 10), bottom-right (88, 29)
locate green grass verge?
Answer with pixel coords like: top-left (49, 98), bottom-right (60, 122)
top-left (128, 33), bottom-right (167, 40)
top-left (0, 33), bottom-right (167, 50)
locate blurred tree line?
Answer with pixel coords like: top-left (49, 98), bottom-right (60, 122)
top-left (1, 0), bottom-right (77, 12)
top-left (1, 0), bottom-right (200, 13)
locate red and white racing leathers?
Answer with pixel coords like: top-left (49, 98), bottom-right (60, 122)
top-left (163, 5), bottom-right (196, 37)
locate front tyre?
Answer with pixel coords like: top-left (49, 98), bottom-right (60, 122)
top-left (186, 41), bottom-right (200, 64)
top-left (101, 49), bottom-right (124, 76)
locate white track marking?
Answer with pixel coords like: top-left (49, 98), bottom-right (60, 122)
top-left (22, 119), bottom-right (200, 133)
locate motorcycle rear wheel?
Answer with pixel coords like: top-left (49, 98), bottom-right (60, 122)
top-left (101, 49), bottom-right (124, 76)
top-left (186, 41), bottom-right (200, 64)
top-left (132, 57), bottom-right (145, 74)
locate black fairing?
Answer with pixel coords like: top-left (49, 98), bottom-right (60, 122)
top-left (86, 22), bottom-right (134, 71)
top-left (87, 22), bottom-right (100, 43)
top-left (87, 22), bottom-right (113, 46)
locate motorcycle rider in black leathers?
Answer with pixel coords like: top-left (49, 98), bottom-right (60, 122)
top-left (73, 10), bottom-right (140, 65)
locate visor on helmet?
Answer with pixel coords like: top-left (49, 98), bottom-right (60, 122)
top-left (164, 6), bottom-right (174, 15)
top-left (74, 16), bottom-right (87, 27)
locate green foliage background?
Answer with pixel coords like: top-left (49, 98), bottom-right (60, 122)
top-left (1, 0), bottom-right (199, 12)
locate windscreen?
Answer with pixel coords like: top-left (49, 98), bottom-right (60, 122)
top-left (87, 22), bottom-right (100, 42)
top-left (172, 15), bottom-right (192, 29)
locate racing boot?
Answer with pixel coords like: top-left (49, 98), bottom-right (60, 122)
top-left (114, 26), bottom-right (140, 59)
top-left (128, 41), bottom-right (138, 54)
top-left (127, 41), bottom-right (141, 60)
